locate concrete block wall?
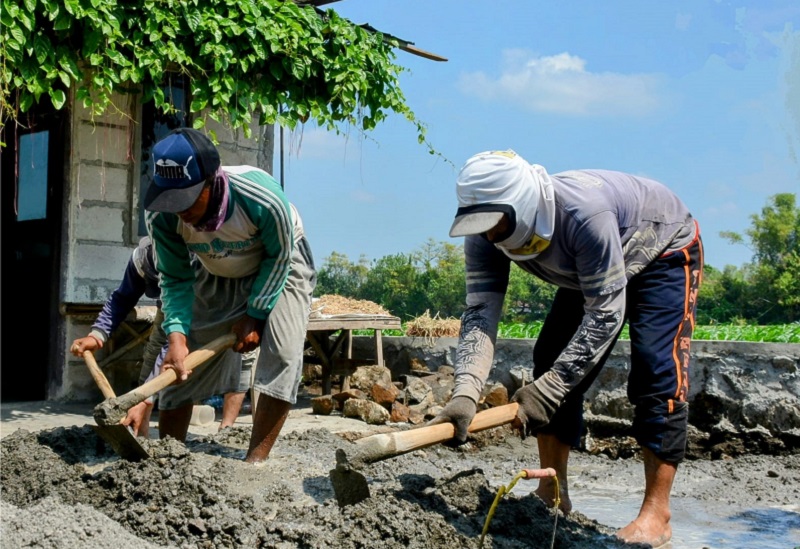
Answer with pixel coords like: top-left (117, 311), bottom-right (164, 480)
top-left (67, 92), bottom-right (139, 304)
top-left (206, 118), bottom-right (274, 173)
top-left (57, 93), bottom-right (139, 400)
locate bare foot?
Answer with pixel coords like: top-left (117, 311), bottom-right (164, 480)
top-left (617, 518), bottom-right (672, 548)
top-left (535, 481), bottom-right (572, 514)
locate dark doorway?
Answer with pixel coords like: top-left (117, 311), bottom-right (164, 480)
top-left (138, 76), bottom-right (188, 237)
top-left (1, 101), bottom-right (66, 401)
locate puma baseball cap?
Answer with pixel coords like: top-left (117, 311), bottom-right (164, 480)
top-left (144, 128), bottom-right (220, 213)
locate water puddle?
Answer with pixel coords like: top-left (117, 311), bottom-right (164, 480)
top-left (508, 484), bottom-right (800, 548)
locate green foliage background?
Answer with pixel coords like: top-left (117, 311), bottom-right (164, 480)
top-left (0, 0), bottom-right (429, 144)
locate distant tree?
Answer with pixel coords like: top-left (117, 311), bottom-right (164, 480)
top-left (504, 264), bottom-right (557, 322)
top-left (721, 193), bottom-right (800, 322)
top-left (413, 240), bottom-right (466, 318)
top-left (315, 252), bottom-right (369, 298)
top-left (696, 264), bottom-right (754, 324)
top-left (359, 253), bottom-right (424, 319)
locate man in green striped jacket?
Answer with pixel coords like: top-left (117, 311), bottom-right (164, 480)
top-left (145, 128), bottom-right (316, 463)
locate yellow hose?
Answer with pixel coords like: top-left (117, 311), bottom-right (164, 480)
top-left (479, 471), bottom-right (560, 549)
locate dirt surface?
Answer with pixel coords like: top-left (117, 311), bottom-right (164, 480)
top-left (2, 395), bottom-right (799, 549)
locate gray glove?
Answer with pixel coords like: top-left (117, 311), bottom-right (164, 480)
top-left (426, 396), bottom-right (477, 444)
top-left (510, 383), bottom-right (559, 437)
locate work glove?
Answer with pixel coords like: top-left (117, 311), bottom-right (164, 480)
top-left (510, 383), bottom-right (559, 438)
top-left (426, 396), bottom-right (477, 444)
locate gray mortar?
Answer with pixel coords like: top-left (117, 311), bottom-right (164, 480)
top-left (93, 392), bottom-right (148, 426)
top-left (2, 421), bottom-right (799, 548)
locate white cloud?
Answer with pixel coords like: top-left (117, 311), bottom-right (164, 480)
top-left (675, 12), bottom-right (692, 31)
top-left (706, 181), bottom-right (737, 200)
top-left (350, 189), bottom-right (377, 203)
top-left (703, 201), bottom-right (739, 218)
top-left (459, 50), bottom-right (663, 116)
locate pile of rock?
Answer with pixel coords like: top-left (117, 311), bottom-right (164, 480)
top-left (308, 360), bottom-right (511, 425)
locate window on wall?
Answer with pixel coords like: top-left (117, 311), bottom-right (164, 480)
top-left (17, 131), bottom-right (50, 221)
top-left (138, 76), bottom-right (189, 236)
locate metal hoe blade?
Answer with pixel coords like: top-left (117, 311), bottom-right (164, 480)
top-left (329, 448), bottom-right (370, 508)
top-left (91, 424), bottom-right (149, 461)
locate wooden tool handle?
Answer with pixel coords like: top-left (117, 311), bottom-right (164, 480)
top-left (466, 402), bottom-right (520, 433)
top-left (93, 334), bottom-right (238, 426)
top-left (353, 402), bottom-right (519, 464)
top-left (132, 333), bottom-right (237, 400)
top-left (83, 350), bottom-right (116, 399)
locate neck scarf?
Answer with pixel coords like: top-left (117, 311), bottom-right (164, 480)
top-left (193, 167), bottom-right (229, 232)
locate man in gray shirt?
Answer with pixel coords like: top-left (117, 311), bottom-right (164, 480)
top-left (430, 150), bottom-right (703, 547)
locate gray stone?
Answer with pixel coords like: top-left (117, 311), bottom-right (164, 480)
top-left (405, 376), bottom-right (433, 405)
top-left (351, 336), bottom-right (800, 448)
top-left (342, 398), bottom-right (390, 425)
top-left (349, 365), bottom-right (392, 393)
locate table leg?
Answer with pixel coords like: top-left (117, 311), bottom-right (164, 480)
top-left (307, 333), bottom-right (331, 395)
top-left (375, 329), bottom-right (384, 367)
top-left (342, 330), bottom-right (353, 391)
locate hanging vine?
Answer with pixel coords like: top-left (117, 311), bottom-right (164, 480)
top-left (0, 0), bottom-right (433, 149)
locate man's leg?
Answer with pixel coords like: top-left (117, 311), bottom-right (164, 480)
top-left (245, 393), bottom-right (292, 463)
top-left (246, 236), bottom-right (316, 464)
top-left (158, 404), bottom-right (193, 441)
top-left (617, 448), bottom-right (675, 545)
top-left (221, 348), bottom-right (258, 430)
top-left (535, 433), bottom-right (572, 514)
top-left (622, 232), bottom-right (703, 545)
top-left (220, 391), bottom-right (246, 429)
top-left (531, 288), bottom-right (608, 514)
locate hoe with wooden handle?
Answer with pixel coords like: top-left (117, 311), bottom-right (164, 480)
top-left (330, 402), bottom-right (520, 508)
top-left (82, 349), bottom-right (150, 461)
top-left (91, 334), bottom-right (236, 460)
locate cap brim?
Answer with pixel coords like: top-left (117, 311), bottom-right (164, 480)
top-left (144, 180), bottom-right (206, 213)
top-left (449, 211), bottom-right (505, 237)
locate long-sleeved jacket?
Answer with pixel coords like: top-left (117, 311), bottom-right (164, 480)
top-left (145, 166), bottom-right (299, 336)
top-left (453, 169), bottom-right (696, 406)
top-left (89, 238), bottom-right (160, 344)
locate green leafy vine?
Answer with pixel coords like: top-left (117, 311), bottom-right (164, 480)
top-left (0, 0), bottom-right (439, 154)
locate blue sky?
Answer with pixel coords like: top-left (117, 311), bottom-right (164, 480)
top-left (275, 0), bottom-right (800, 270)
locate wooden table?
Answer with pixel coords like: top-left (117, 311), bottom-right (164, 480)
top-left (305, 314), bottom-right (402, 395)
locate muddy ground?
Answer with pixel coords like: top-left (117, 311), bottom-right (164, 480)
top-left (2, 400), bottom-right (799, 549)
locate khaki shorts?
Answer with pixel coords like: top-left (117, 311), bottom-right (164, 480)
top-left (158, 237), bottom-right (315, 410)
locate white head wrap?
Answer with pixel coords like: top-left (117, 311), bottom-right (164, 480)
top-left (451, 150), bottom-right (555, 260)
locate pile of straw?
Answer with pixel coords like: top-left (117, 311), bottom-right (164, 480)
top-left (405, 310), bottom-right (461, 338)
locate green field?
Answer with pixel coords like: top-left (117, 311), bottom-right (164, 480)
top-left (361, 322), bottom-right (800, 343)
top-left (496, 322), bottom-right (800, 343)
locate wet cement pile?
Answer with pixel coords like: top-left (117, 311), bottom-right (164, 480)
top-left (2, 424), bottom-right (799, 548)
top-left (1, 425), bottom-right (634, 549)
